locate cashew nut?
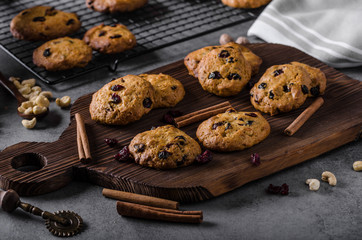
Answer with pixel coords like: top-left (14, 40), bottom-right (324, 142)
top-left (22, 117), bottom-right (36, 129)
top-left (23, 107), bottom-right (33, 115)
top-left (353, 161), bottom-right (362, 171)
top-left (306, 179), bottom-right (320, 191)
top-left (20, 101), bottom-right (34, 109)
top-left (321, 171), bottom-right (337, 186)
top-left (39, 91), bottom-right (53, 99)
top-left (219, 33), bottom-right (234, 45)
top-left (17, 106), bottom-right (26, 113)
top-left (29, 91), bottom-right (41, 102)
top-left (31, 86), bottom-right (42, 92)
top-left (22, 78), bottom-right (36, 87)
top-left (33, 105), bottom-right (47, 115)
top-left (18, 86), bottom-right (31, 95)
top-left (35, 95), bottom-right (50, 108)
top-left (235, 36), bottom-right (250, 45)
top-left (56, 96), bottom-right (71, 108)
top-left (9, 77), bottom-right (20, 82)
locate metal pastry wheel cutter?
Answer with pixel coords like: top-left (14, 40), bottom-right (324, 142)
top-left (0, 189), bottom-right (83, 237)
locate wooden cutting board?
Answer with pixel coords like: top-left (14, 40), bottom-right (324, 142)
top-left (0, 43), bottom-right (361, 202)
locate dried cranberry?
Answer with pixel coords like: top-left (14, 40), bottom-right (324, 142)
top-left (245, 113), bottom-right (257, 117)
top-left (143, 98), bottom-right (152, 108)
top-left (273, 69), bottom-right (284, 77)
top-left (168, 110), bottom-right (183, 117)
top-left (250, 153), bottom-right (260, 166)
top-left (196, 150), bottom-right (213, 164)
top-left (269, 90), bottom-right (274, 99)
top-left (226, 57), bottom-right (235, 63)
top-left (208, 71), bottom-right (222, 79)
top-left (310, 86), bottom-right (320, 97)
top-left (66, 19), bottom-right (75, 25)
top-left (111, 85), bottom-right (124, 91)
top-left (258, 83), bottom-right (267, 89)
top-left (227, 73), bottom-right (241, 80)
top-left (134, 144), bottom-right (145, 153)
top-left (301, 85), bottom-right (309, 94)
top-left (218, 50), bottom-right (230, 58)
top-left (111, 93), bottom-right (121, 103)
top-left (171, 86), bottom-right (177, 90)
top-left (158, 151), bottom-right (171, 159)
top-left (104, 138), bottom-right (118, 147)
top-left (162, 114), bottom-right (175, 125)
top-left (43, 48), bottom-right (51, 57)
top-left (281, 183), bottom-right (289, 195)
top-left (266, 183), bottom-right (289, 195)
top-left (45, 7), bottom-right (57, 16)
top-left (110, 34), bottom-right (122, 39)
top-left (114, 146), bottom-right (130, 162)
top-left (225, 122), bottom-right (232, 130)
top-left (283, 85), bottom-right (290, 92)
top-left (98, 31), bottom-right (106, 37)
top-left (212, 121), bottom-right (225, 130)
top-left (246, 120), bottom-right (254, 126)
top-left (33, 16), bottom-right (46, 22)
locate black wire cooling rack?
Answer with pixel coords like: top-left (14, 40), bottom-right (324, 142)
top-left (0, 0), bottom-right (260, 84)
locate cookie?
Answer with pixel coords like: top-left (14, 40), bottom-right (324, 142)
top-left (184, 43), bottom-right (261, 77)
top-left (129, 125), bottom-right (201, 169)
top-left (222, 0), bottom-right (271, 8)
top-left (138, 74), bottom-right (185, 108)
top-left (291, 62), bottom-right (327, 97)
top-left (197, 46), bottom-right (252, 96)
top-left (196, 110), bottom-right (270, 152)
top-left (86, 0), bottom-right (148, 13)
top-left (10, 6), bottom-right (81, 41)
top-left (83, 24), bottom-right (136, 54)
top-left (89, 75), bottom-right (155, 125)
top-left (33, 37), bottom-right (92, 71)
top-left (250, 64), bottom-right (312, 116)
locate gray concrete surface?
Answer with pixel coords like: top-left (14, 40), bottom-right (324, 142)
top-left (0, 19), bottom-right (361, 240)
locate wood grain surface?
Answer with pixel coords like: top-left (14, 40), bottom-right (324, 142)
top-left (0, 43), bottom-right (361, 202)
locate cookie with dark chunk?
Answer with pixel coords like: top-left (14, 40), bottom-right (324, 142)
top-left (184, 43), bottom-right (261, 77)
top-left (291, 62), bottom-right (327, 97)
top-left (129, 125), bottom-right (201, 169)
top-left (86, 0), bottom-right (148, 13)
top-left (196, 111), bottom-right (270, 151)
top-left (222, 0), bottom-right (271, 8)
top-left (197, 46), bottom-right (252, 96)
top-left (10, 6), bottom-right (81, 41)
top-left (83, 24), bottom-right (136, 54)
top-left (33, 37), bottom-right (92, 71)
top-left (89, 75), bottom-right (155, 125)
top-left (138, 74), bottom-right (185, 108)
top-left (250, 64), bottom-right (312, 115)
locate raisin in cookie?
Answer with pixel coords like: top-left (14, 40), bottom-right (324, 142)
top-left (89, 75), bottom-right (155, 125)
top-left (184, 43), bottom-right (261, 77)
top-left (222, 0), bottom-right (271, 8)
top-left (250, 64), bottom-right (312, 116)
top-left (129, 125), bottom-right (201, 170)
top-left (138, 74), bottom-right (185, 108)
top-left (196, 110), bottom-right (270, 152)
top-left (83, 24), bottom-right (136, 54)
top-left (33, 37), bottom-right (92, 71)
top-left (86, 0), bottom-right (148, 13)
top-left (197, 46), bottom-right (252, 97)
top-left (291, 62), bottom-right (327, 97)
top-left (10, 6), bottom-right (81, 41)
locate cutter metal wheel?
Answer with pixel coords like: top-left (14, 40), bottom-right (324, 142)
top-left (0, 189), bottom-right (83, 237)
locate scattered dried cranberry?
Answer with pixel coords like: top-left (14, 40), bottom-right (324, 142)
top-left (134, 144), bottom-right (145, 153)
top-left (104, 138), bottom-right (118, 147)
top-left (196, 150), bottom-right (213, 164)
top-left (280, 183), bottom-right (289, 195)
top-left (110, 34), bottom-right (122, 39)
top-left (283, 85), bottom-right (290, 92)
top-left (227, 73), bottom-right (241, 80)
top-left (266, 183), bottom-right (289, 195)
top-left (66, 19), bottom-right (75, 25)
top-left (111, 85), bottom-right (124, 91)
top-left (33, 16), bottom-right (46, 22)
top-left (310, 86), bottom-right (320, 97)
top-left (258, 83), bottom-right (267, 89)
top-left (208, 71), bottom-right (222, 79)
top-left (218, 50), bottom-right (230, 58)
top-left (171, 85), bottom-right (177, 90)
top-left (273, 69), bottom-right (284, 77)
top-left (158, 151), bottom-right (171, 159)
top-left (43, 48), bottom-right (51, 57)
top-left (111, 93), bottom-right (121, 103)
top-left (98, 31), bottom-right (106, 37)
top-left (114, 146), bottom-right (130, 162)
top-left (143, 98), bottom-right (152, 108)
top-left (250, 153), bottom-right (260, 166)
top-left (245, 113), bottom-right (257, 117)
top-left (225, 122), bottom-right (232, 130)
top-left (269, 90), bottom-right (274, 99)
top-left (161, 110), bottom-right (183, 125)
top-left (301, 85), bottom-right (309, 94)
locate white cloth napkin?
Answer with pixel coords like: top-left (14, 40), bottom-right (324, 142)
top-left (247, 0), bottom-right (362, 68)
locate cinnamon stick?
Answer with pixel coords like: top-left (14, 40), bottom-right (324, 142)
top-left (102, 188), bottom-right (179, 210)
top-left (143, 205), bottom-right (203, 217)
top-left (75, 113), bottom-right (92, 163)
top-left (174, 101), bottom-right (233, 128)
top-left (284, 97), bottom-right (324, 136)
top-left (116, 201), bottom-right (203, 224)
